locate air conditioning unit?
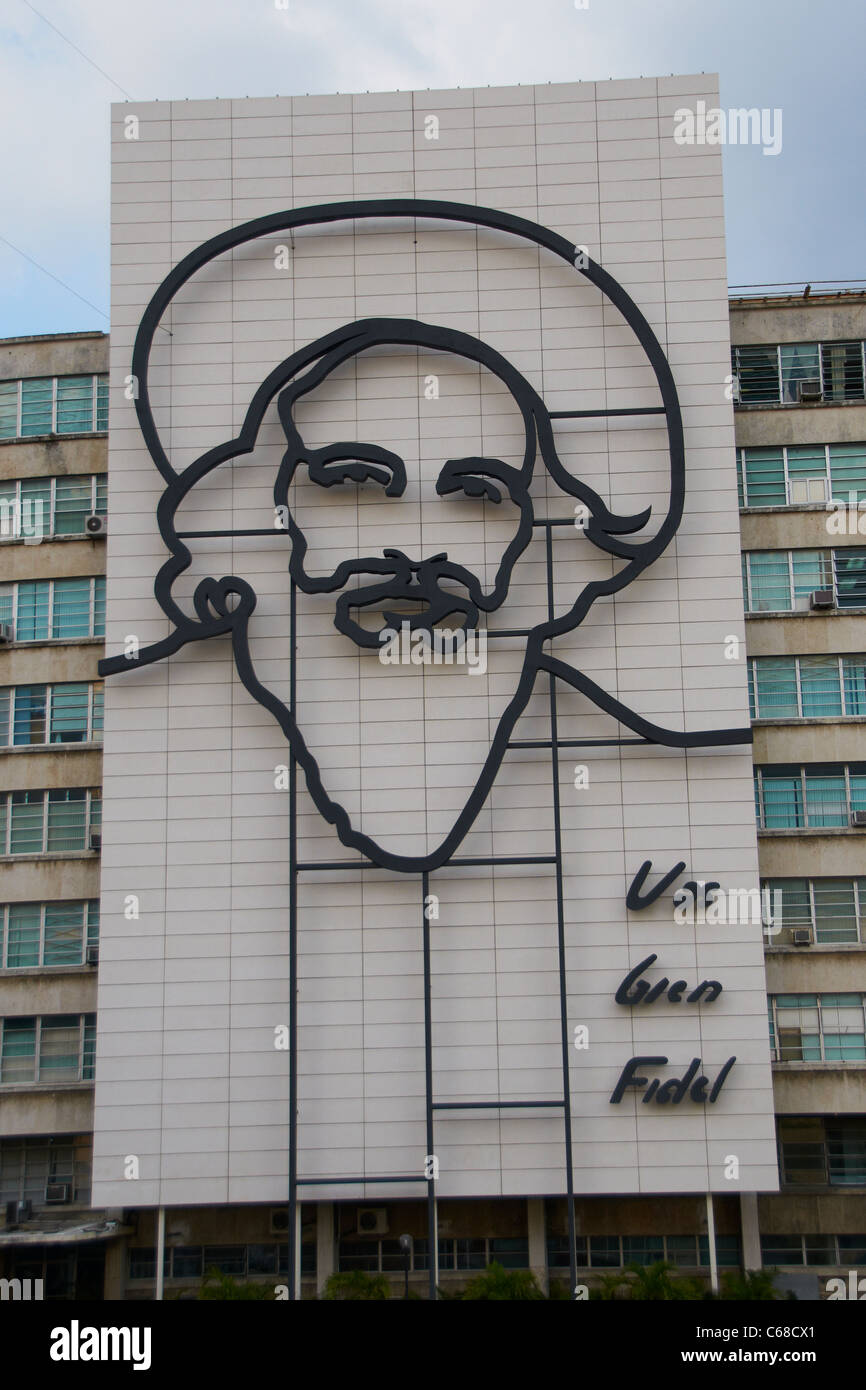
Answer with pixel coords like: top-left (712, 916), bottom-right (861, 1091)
top-left (357, 1207), bottom-right (388, 1235)
top-left (89, 833), bottom-right (101, 851)
top-left (791, 928), bottom-right (813, 946)
top-left (270, 1208), bottom-right (290, 1235)
top-left (85, 513), bottom-right (106, 536)
top-left (45, 1183), bottom-right (72, 1204)
top-left (0, 622), bottom-right (13, 644)
top-left (797, 378), bottom-right (823, 402)
top-left (810, 589), bottom-right (835, 610)
top-left (86, 944), bottom-right (99, 967)
top-left (851, 811), bottom-right (866, 828)
top-left (788, 476), bottom-right (829, 505)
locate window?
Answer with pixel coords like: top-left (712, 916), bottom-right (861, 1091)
top-left (0, 1014), bottom-right (95, 1083)
top-left (0, 475), bottom-right (106, 541)
top-left (0, 577), bottom-right (105, 641)
top-left (127, 1243), bottom-right (315, 1280)
top-left (748, 655), bottom-right (866, 720)
top-left (0, 683), bottom-right (103, 746)
top-left (737, 444), bottom-right (866, 508)
top-left (778, 1117), bottom-right (866, 1186)
top-left (0, 1135), bottom-right (91, 1206)
top-left (0, 901), bottom-right (99, 968)
top-left (0, 376), bottom-right (108, 440)
top-left (760, 1233), bottom-right (866, 1265)
top-left (755, 764), bottom-right (866, 830)
top-left (732, 342), bottom-right (866, 405)
top-left (742, 549), bottom-right (833, 612)
top-left (763, 878), bottom-right (866, 944)
top-left (768, 994), bottom-right (866, 1062)
top-left (544, 1234), bottom-right (740, 1270)
top-left (0, 789), bottom-right (101, 855)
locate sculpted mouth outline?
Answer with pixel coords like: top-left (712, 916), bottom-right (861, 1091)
top-left (99, 198), bottom-right (752, 875)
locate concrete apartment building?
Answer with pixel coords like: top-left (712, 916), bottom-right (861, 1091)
top-left (0, 78), bottom-right (863, 1301)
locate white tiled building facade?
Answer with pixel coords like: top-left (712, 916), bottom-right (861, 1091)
top-left (89, 75), bottom-right (779, 1277)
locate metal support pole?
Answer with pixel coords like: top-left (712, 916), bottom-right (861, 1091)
top-left (706, 1192), bottom-right (719, 1294)
top-left (154, 1206), bottom-right (165, 1301)
top-left (422, 870), bottom-right (438, 1299)
top-left (546, 524), bottom-right (577, 1296)
top-left (288, 577), bottom-right (299, 1300)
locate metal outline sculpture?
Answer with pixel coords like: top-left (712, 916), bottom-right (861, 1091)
top-left (100, 198), bottom-right (751, 874)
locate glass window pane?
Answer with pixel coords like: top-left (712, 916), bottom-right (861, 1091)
top-left (53, 476), bottom-right (94, 535)
top-left (10, 790), bottom-right (45, 853)
top-left (0, 1018), bottom-right (37, 1082)
top-left (747, 552), bottom-right (791, 612)
top-left (44, 903), bottom-right (85, 965)
top-left (91, 685), bottom-right (104, 741)
top-left (753, 658), bottom-right (799, 717)
top-left (19, 478), bottom-right (50, 540)
top-left (5, 904), bottom-right (41, 968)
top-left (829, 443), bottom-right (866, 505)
top-left (203, 1247), bottom-right (246, 1275)
top-left (835, 548), bottom-right (866, 608)
top-left (12, 685), bottom-right (47, 744)
top-left (49, 683), bottom-right (90, 743)
top-left (20, 379), bottom-right (53, 436)
top-left (843, 656), bottom-right (866, 714)
top-left (804, 773), bottom-right (847, 828)
top-left (742, 448), bottom-right (786, 506)
top-left (589, 1236), bottom-right (621, 1268)
top-left (814, 880), bottom-right (858, 944)
top-left (15, 581), bottom-right (50, 642)
top-left (780, 343), bottom-right (820, 403)
top-left (822, 342), bottom-right (866, 402)
top-left (93, 578), bottom-right (105, 637)
top-left (0, 381), bottom-right (18, 439)
top-left (799, 656), bottom-right (843, 717)
top-left (39, 1016), bottom-right (80, 1079)
top-left (55, 378), bottom-right (94, 435)
top-left (0, 687), bottom-right (9, 747)
top-left (46, 789), bottom-right (87, 852)
top-left (734, 345), bottom-right (779, 403)
top-left (96, 378), bottom-right (108, 432)
top-left (171, 1247), bottom-right (203, 1278)
top-left (792, 550), bottom-right (833, 606)
top-left (760, 774), bottom-right (803, 829)
top-left (52, 579), bottom-right (92, 639)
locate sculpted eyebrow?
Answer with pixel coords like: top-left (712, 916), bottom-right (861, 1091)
top-left (436, 457), bottom-right (525, 504)
top-left (306, 443), bottom-right (407, 496)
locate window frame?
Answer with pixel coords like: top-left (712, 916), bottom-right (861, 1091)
top-left (0, 788), bottom-right (101, 856)
top-left (749, 655), bottom-right (866, 721)
top-left (0, 900), bottom-right (99, 969)
top-left (0, 376), bottom-right (108, 441)
top-left (0, 681), bottom-right (104, 747)
top-left (768, 992), bottom-right (866, 1063)
top-left (0, 577), bottom-right (106, 642)
top-left (732, 342), bottom-right (866, 406)
top-left (0, 1013), bottom-right (96, 1085)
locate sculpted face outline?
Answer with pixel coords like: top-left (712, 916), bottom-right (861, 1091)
top-left (274, 323), bottom-right (540, 651)
top-left (100, 199), bottom-right (750, 875)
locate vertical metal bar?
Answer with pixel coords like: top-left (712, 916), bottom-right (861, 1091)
top-left (706, 1192), bottom-right (719, 1294)
top-left (288, 576), bottom-right (299, 1300)
top-left (155, 1205), bottom-right (165, 1301)
top-left (545, 523), bottom-right (577, 1296)
top-left (422, 869), bottom-right (437, 1299)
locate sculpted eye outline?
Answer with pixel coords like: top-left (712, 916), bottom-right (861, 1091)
top-left (305, 443), bottom-right (407, 496)
top-left (436, 456), bottom-right (524, 506)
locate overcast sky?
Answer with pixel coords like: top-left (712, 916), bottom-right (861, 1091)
top-left (1, 0), bottom-right (863, 337)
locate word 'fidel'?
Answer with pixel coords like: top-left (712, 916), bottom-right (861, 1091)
top-left (610, 943), bottom-right (734, 1105)
top-left (611, 1055), bottom-right (736, 1105)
